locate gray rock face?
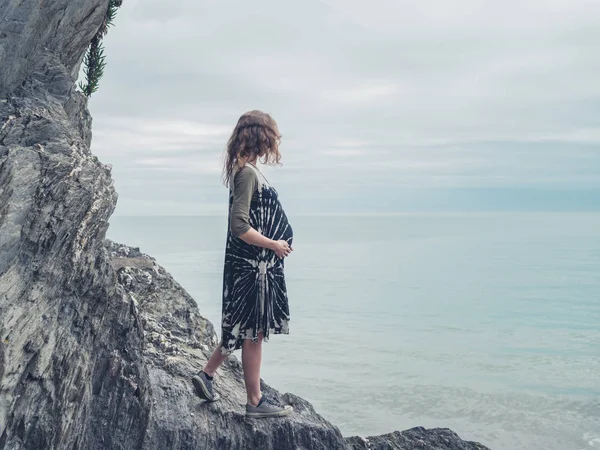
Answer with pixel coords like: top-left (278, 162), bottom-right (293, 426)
top-left (346, 428), bottom-right (490, 450)
top-left (0, 0), bottom-right (107, 96)
top-left (105, 241), bottom-right (351, 450)
top-left (0, 1), bottom-right (491, 449)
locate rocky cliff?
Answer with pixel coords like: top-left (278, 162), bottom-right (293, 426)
top-left (0, 1), bottom-right (490, 449)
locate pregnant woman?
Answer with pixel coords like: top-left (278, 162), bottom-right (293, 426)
top-left (192, 110), bottom-right (294, 418)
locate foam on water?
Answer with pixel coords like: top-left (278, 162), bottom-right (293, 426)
top-left (584, 432), bottom-right (600, 448)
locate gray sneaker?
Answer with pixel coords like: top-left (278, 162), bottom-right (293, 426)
top-left (246, 395), bottom-right (293, 418)
top-left (191, 371), bottom-right (220, 402)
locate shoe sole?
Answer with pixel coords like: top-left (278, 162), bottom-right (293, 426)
top-left (191, 376), bottom-right (219, 402)
top-left (246, 406), bottom-right (293, 418)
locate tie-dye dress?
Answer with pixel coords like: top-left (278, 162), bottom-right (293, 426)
top-left (220, 163), bottom-right (293, 355)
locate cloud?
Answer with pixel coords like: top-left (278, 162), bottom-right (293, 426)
top-left (86, 0), bottom-right (600, 214)
top-left (321, 83), bottom-right (402, 104)
top-left (135, 156), bottom-right (222, 174)
top-left (93, 118), bottom-right (231, 154)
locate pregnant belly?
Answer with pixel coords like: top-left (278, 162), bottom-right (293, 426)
top-left (281, 217), bottom-right (293, 243)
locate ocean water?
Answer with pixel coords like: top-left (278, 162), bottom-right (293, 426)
top-left (107, 213), bottom-right (600, 450)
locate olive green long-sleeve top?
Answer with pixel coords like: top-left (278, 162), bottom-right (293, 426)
top-left (230, 166), bottom-right (259, 237)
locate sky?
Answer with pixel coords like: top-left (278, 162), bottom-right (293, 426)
top-left (87, 0), bottom-right (600, 216)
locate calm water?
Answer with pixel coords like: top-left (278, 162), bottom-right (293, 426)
top-left (107, 213), bottom-right (600, 450)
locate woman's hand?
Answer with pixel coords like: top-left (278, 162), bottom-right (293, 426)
top-left (238, 228), bottom-right (293, 257)
top-left (271, 240), bottom-right (293, 259)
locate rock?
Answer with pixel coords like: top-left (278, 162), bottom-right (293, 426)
top-left (0, 0), bottom-right (491, 449)
top-left (346, 428), bottom-right (490, 450)
top-left (0, 0), bottom-right (107, 97)
top-left (103, 241), bottom-right (350, 449)
top-left (106, 241), bottom-right (490, 450)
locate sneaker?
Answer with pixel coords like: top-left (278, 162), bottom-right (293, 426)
top-left (245, 395), bottom-right (293, 418)
top-left (191, 371), bottom-right (220, 402)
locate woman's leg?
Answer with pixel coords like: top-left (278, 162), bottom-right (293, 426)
top-left (203, 346), bottom-right (228, 376)
top-left (242, 332), bottom-right (264, 406)
top-left (193, 346), bottom-right (226, 402)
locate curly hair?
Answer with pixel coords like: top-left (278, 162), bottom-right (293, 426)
top-left (222, 110), bottom-right (282, 187)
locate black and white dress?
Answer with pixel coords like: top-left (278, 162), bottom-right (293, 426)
top-left (220, 163), bottom-right (293, 355)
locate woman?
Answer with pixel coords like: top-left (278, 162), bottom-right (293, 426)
top-left (191, 110), bottom-right (294, 418)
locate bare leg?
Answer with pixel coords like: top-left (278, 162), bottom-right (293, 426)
top-left (203, 346), bottom-right (228, 377)
top-left (242, 332), bottom-right (264, 406)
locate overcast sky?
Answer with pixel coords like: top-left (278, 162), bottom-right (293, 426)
top-left (88, 0), bottom-right (600, 216)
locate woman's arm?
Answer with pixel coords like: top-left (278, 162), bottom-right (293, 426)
top-left (237, 227), bottom-right (274, 249)
top-left (231, 167), bottom-right (292, 258)
top-left (239, 228), bottom-right (292, 258)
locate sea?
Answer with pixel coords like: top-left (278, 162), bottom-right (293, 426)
top-left (107, 212), bottom-right (600, 450)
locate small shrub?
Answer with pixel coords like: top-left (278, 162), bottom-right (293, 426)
top-left (78, 0), bottom-right (122, 97)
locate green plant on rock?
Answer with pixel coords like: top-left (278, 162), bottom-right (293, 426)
top-left (78, 0), bottom-right (122, 98)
